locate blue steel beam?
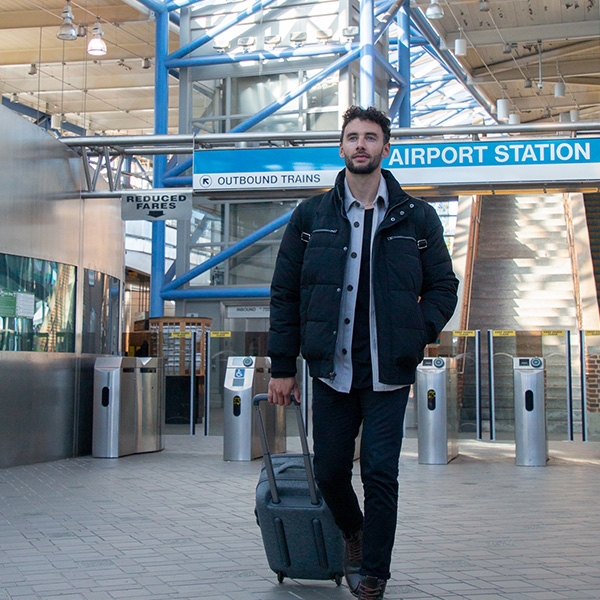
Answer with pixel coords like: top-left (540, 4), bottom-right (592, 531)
top-left (165, 43), bottom-right (357, 69)
top-left (411, 74), bottom-right (455, 85)
top-left (163, 174), bottom-right (192, 186)
top-left (161, 211), bottom-right (292, 294)
top-left (165, 0), bottom-right (203, 11)
top-left (162, 287), bottom-right (270, 300)
top-left (135, 0), bottom-right (167, 14)
top-left (168, 0), bottom-right (280, 61)
top-left (164, 157), bottom-right (192, 179)
top-left (156, 0), bottom-right (478, 303)
top-left (230, 47), bottom-right (361, 132)
top-left (374, 47), bottom-right (406, 87)
top-left (150, 8), bottom-right (170, 318)
top-left (396, 3), bottom-right (411, 126)
top-left (389, 87), bottom-right (407, 121)
top-left (1, 97), bottom-right (86, 135)
top-left (162, 0), bottom-right (403, 173)
top-left (410, 8), bottom-right (494, 117)
top-left (376, 0), bottom-right (396, 14)
top-left (158, 0), bottom-right (408, 302)
top-left (161, 42), bottom-right (358, 182)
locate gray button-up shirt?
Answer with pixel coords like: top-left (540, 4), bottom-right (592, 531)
top-left (320, 175), bottom-right (405, 393)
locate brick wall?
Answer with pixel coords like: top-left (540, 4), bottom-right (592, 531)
top-left (585, 353), bottom-right (600, 413)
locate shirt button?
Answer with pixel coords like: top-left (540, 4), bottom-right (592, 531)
top-left (400, 211), bottom-right (405, 215)
top-left (343, 246), bottom-right (348, 251)
top-left (344, 318), bottom-right (351, 324)
top-left (391, 217), bottom-right (396, 222)
top-left (347, 285), bottom-right (353, 291)
top-left (351, 252), bottom-right (357, 258)
top-left (342, 348), bottom-right (348, 355)
top-left (336, 288), bottom-right (341, 293)
top-left (354, 221), bottom-right (360, 228)
top-left (333, 330), bottom-right (337, 336)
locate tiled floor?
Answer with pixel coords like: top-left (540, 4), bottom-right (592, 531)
top-left (1, 433), bottom-right (599, 600)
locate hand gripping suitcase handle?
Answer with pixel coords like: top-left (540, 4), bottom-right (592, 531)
top-left (253, 394), bottom-right (319, 505)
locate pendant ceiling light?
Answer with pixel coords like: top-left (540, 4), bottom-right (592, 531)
top-left (87, 18), bottom-right (107, 56)
top-left (496, 98), bottom-right (510, 122)
top-left (454, 30), bottom-right (467, 57)
top-left (57, 0), bottom-right (77, 41)
top-left (425, 0), bottom-right (444, 20)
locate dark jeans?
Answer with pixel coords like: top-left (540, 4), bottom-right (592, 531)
top-left (311, 378), bottom-right (410, 580)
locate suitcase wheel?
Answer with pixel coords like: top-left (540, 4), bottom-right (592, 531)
top-left (277, 572), bottom-right (285, 584)
top-left (334, 573), bottom-right (342, 586)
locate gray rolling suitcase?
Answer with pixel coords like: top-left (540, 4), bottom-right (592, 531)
top-left (253, 394), bottom-right (344, 585)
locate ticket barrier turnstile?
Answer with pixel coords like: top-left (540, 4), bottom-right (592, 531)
top-left (223, 356), bottom-right (286, 461)
top-left (513, 357), bottom-right (547, 466)
top-left (93, 357), bottom-right (165, 458)
top-left (416, 357), bottom-right (459, 465)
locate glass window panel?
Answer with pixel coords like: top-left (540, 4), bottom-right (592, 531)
top-left (0, 252), bottom-right (76, 352)
top-left (82, 270), bottom-right (121, 355)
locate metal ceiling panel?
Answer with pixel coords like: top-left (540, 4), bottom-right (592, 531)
top-left (0, 0), bottom-right (599, 133)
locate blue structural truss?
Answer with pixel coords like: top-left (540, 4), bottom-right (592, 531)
top-left (118, 0), bottom-right (490, 315)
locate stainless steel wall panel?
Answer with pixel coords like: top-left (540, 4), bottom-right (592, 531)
top-left (82, 196), bottom-right (125, 281)
top-left (0, 353), bottom-right (76, 468)
top-left (0, 105), bottom-right (125, 468)
top-left (0, 106), bottom-right (83, 266)
top-left (0, 106), bottom-right (124, 279)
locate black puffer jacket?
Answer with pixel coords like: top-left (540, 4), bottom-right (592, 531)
top-left (268, 169), bottom-right (458, 385)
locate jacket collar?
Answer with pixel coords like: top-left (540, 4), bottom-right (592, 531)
top-left (334, 168), bottom-right (411, 211)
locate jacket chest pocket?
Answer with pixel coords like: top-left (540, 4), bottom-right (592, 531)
top-left (382, 234), bottom-right (423, 291)
top-left (385, 235), bottom-right (422, 258)
top-left (303, 228), bottom-right (338, 245)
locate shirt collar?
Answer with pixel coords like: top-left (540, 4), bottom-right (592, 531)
top-left (344, 174), bottom-right (389, 211)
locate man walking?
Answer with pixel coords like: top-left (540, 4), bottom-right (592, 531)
top-left (267, 105), bottom-right (458, 599)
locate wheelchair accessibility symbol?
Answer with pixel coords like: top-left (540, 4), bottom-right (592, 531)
top-left (234, 368), bottom-right (245, 379)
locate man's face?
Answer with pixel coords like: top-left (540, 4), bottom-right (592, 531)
top-left (340, 118), bottom-right (391, 175)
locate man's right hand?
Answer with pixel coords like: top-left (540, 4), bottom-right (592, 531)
top-left (268, 377), bottom-right (300, 405)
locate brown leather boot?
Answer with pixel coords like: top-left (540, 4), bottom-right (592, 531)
top-left (356, 575), bottom-right (387, 600)
top-left (343, 529), bottom-right (362, 595)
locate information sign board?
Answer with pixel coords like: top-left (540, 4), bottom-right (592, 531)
top-left (193, 138), bottom-right (600, 192)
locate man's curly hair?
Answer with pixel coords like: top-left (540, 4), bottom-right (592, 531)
top-left (340, 106), bottom-right (391, 144)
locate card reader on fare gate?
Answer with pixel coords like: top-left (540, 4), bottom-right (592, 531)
top-left (223, 357), bottom-right (285, 461)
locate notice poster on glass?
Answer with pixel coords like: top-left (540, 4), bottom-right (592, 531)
top-left (0, 289), bottom-right (35, 319)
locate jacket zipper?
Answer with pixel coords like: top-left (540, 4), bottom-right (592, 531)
top-left (387, 234), bottom-right (417, 242)
top-left (301, 228), bottom-right (337, 242)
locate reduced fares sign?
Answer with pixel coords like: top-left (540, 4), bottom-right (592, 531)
top-left (121, 190), bottom-right (192, 221)
top-left (193, 138), bottom-right (600, 191)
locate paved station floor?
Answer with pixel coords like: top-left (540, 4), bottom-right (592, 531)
top-left (1, 433), bottom-right (599, 600)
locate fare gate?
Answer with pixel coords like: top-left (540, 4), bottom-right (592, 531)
top-left (223, 356), bottom-right (285, 461)
top-left (416, 357), bottom-right (459, 465)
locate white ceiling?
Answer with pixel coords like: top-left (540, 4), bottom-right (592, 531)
top-left (0, 0), bottom-right (180, 134)
top-left (412, 0), bottom-right (600, 123)
top-left (0, 0), bottom-right (598, 135)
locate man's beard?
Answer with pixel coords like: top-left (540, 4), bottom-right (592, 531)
top-left (344, 151), bottom-right (382, 175)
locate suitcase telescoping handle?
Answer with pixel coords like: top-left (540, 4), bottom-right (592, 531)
top-left (253, 394), bottom-right (319, 506)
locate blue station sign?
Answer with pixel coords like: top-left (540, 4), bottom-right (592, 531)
top-left (193, 137), bottom-right (600, 192)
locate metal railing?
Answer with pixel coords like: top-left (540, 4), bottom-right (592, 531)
top-left (60, 121), bottom-right (600, 197)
